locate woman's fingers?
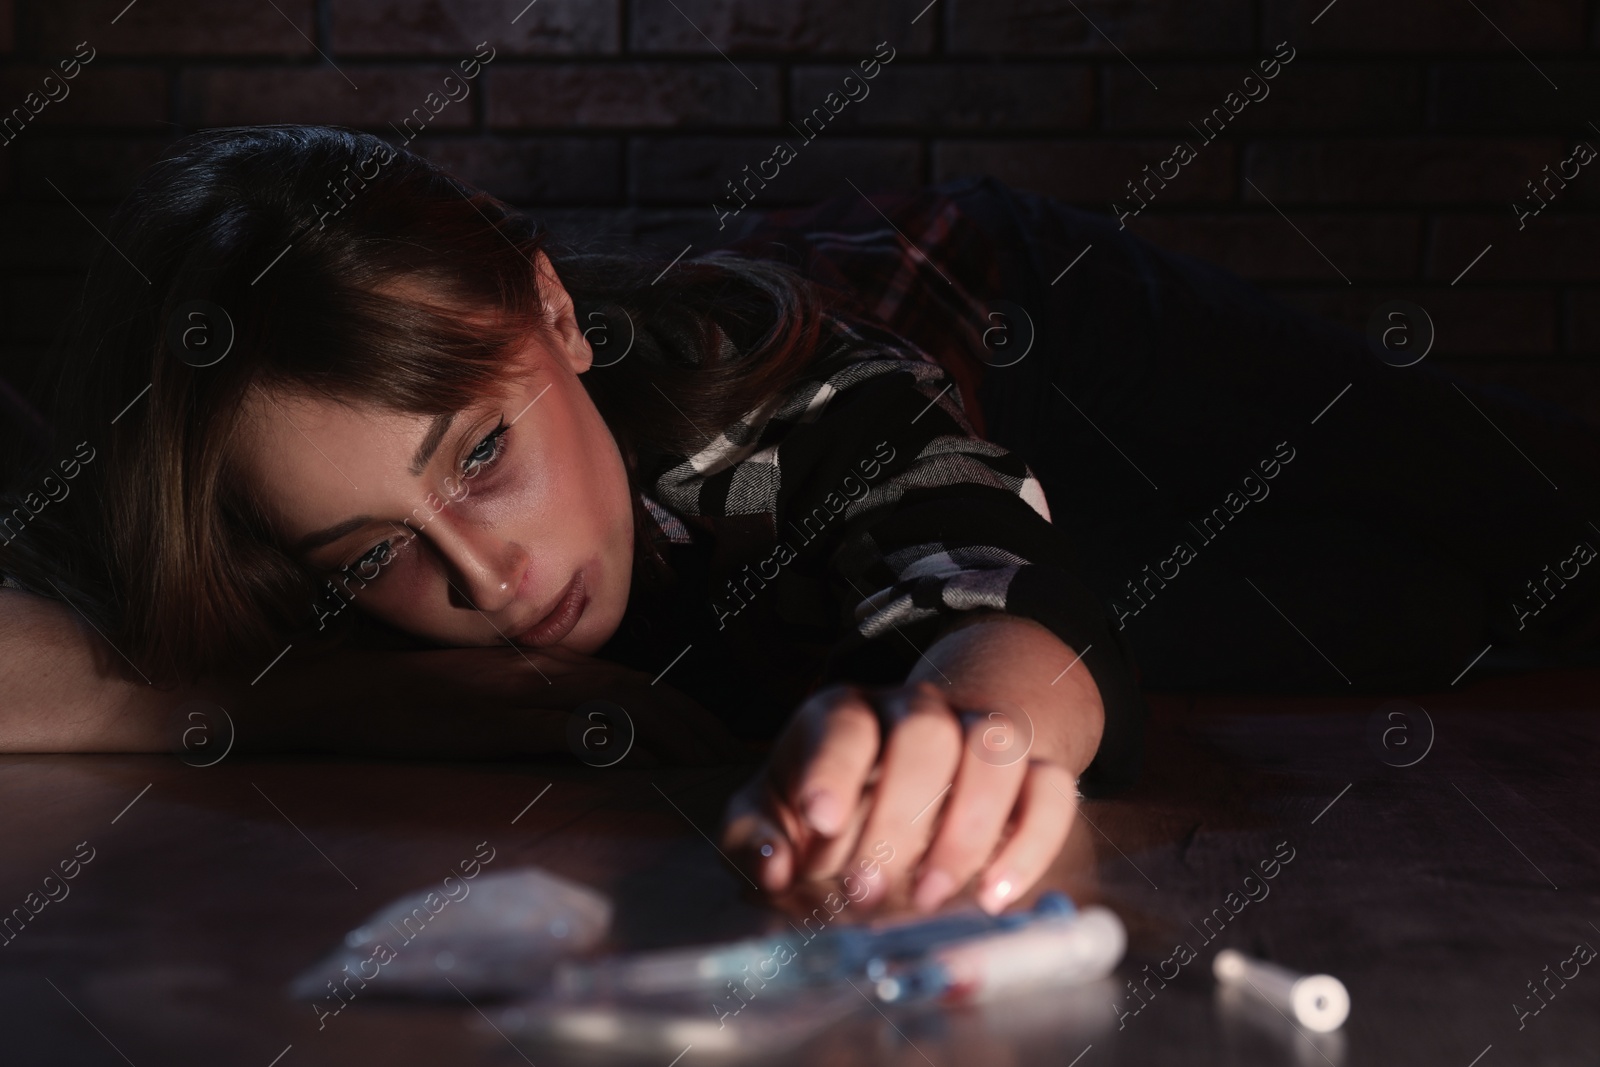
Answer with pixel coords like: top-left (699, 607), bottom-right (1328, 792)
top-left (779, 685), bottom-right (881, 838)
top-left (973, 759), bottom-right (1080, 914)
top-left (721, 684), bottom-right (879, 895)
top-left (844, 682), bottom-right (964, 906)
top-left (722, 685), bottom-right (1079, 915)
top-left (720, 775), bottom-right (800, 892)
top-left (910, 713), bottom-right (1030, 912)
top-left (789, 770), bottom-right (875, 883)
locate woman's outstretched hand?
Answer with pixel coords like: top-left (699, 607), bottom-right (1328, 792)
top-left (719, 613), bottom-right (1107, 914)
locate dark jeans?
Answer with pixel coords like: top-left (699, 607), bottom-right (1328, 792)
top-left (945, 175), bottom-right (1600, 692)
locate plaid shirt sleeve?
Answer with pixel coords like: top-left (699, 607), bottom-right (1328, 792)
top-left (645, 307), bottom-right (1147, 796)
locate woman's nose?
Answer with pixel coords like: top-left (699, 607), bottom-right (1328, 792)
top-left (428, 513), bottom-right (530, 617)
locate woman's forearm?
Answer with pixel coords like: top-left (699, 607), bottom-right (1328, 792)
top-left (904, 611), bottom-right (1107, 778)
top-left (0, 587), bottom-right (540, 754)
top-left (0, 588), bottom-right (177, 752)
top-left (0, 588), bottom-right (553, 755)
top-left (0, 589), bottom-right (740, 762)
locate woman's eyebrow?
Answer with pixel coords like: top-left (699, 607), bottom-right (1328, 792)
top-left (409, 411), bottom-right (457, 476)
top-left (295, 515), bottom-right (374, 555)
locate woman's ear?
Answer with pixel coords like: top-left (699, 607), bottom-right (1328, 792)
top-left (533, 249), bottom-right (593, 375)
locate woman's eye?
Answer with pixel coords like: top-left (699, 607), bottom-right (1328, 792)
top-left (463, 420), bottom-right (509, 477)
top-left (353, 540), bottom-right (393, 573)
top-left (335, 527), bottom-right (413, 585)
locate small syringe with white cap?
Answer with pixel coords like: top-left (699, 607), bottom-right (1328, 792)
top-left (870, 898), bottom-right (1126, 1006)
top-left (1212, 949), bottom-right (1350, 1032)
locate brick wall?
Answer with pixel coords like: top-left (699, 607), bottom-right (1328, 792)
top-left (2, 0), bottom-right (1598, 419)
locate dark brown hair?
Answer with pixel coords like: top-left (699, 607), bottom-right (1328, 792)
top-left (0, 124), bottom-right (843, 684)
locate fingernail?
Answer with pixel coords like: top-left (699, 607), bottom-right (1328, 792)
top-left (802, 790), bottom-right (843, 835)
top-left (912, 869), bottom-right (955, 913)
top-left (751, 832), bottom-right (785, 891)
top-left (979, 874), bottom-right (1016, 914)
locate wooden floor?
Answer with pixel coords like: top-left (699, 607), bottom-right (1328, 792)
top-left (3, 667), bottom-right (1597, 1066)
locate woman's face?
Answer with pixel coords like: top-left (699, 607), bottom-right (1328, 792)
top-left (234, 252), bottom-right (635, 655)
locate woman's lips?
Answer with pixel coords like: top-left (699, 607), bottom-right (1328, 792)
top-left (510, 570), bottom-right (586, 648)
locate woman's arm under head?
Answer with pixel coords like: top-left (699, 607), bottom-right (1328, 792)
top-left (0, 587), bottom-right (178, 752)
top-left (0, 587), bottom-right (744, 762)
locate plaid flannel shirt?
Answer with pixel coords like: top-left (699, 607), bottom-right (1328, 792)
top-left (603, 176), bottom-right (1147, 794)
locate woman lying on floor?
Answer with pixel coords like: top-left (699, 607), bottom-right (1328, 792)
top-left (4, 126), bottom-right (1599, 917)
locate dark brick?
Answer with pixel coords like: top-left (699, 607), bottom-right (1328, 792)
top-left (1434, 62), bottom-right (1600, 132)
top-left (947, 0), bottom-right (1252, 55)
top-left (330, 0), bottom-right (619, 56)
top-left (0, 348), bottom-right (52, 404)
top-left (628, 135), bottom-right (922, 212)
top-left (535, 206), bottom-right (690, 243)
top-left (29, 0), bottom-right (315, 56)
top-left (537, 206), bottom-right (759, 254)
top-left (1572, 288), bottom-right (1600, 352)
top-left (0, 201), bottom-right (104, 268)
top-left (935, 139), bottom-right (1237, 206)
top-left (1268, 286), bottom-right (1556, 355)
top-left (1437, 361), bottom-right (1600, 429)
top-left (1131, 212), bottom-right (1421, 282)
top-left (790, 63), bottom-right (1092, 130)
top-left (0, 66), bottom-right (166, 133)
top-left (488, 64), bottom-right (779, 128)
top-left (1431, 216), bottom-right (1600, 282)
top-left (0, 271), bottom-right (83, 343)
top-left (0, 0), bottom-right (1593, 436)
top-left (410, 136), bottom-right (621, 203)
top-left (629, 0), bottom-right (932, 55)
top-left (617, 208), bottom-right (751, 253)
top-left (1106, 62), bottom-right (1422, 132)
top-left (11, 134), bottom-right (174, 200)
top-left (180, 67), bottom-right (477, 129)
top-left (1245, 138), bottom-right (1565, 204)
top-left (1263, 0), bottom-right (1585, 52)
